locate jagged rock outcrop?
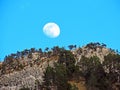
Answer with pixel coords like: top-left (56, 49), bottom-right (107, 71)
top-left (0, 57), bottom-right (57, 90)
top-left (0, 43), bottom-right (117, 90)
top-left (73, 46), bottom-right (115, 64)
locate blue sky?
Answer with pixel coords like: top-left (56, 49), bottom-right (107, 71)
top-left (0, 0), bottom-right (120, 60)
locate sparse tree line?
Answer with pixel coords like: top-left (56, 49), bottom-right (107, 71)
top-left (0, 42), bottom-right (120, 90)
top-left (39, 51), bottom-right (120, 90)
top-left (20, 50), bottom-right (120, 90)
top-left (0, 44), bottom-right (78, 75)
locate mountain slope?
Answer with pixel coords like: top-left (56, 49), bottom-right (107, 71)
top-left (0, 42), bottom-right (119, 90)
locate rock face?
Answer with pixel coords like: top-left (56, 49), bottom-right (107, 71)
top-left (0, 43), bottom-right (116, 90)
top-left (73, 46), bottom-right (114, 64)
top-left (0, 72), bottom-right (36, 90)
top-left (0, 56), bottom-right (56, 90)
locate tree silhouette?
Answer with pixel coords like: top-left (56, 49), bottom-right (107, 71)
top-left (68, 45), bottom-right (76, 50)
top-left (30, 48), bottom-right (36, 53)
top-left (52, 46), bottom-right (61, 55)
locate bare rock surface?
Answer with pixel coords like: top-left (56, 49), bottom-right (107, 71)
top-left (0, 43), bottom-right (116, 90)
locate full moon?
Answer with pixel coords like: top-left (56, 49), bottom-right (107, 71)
top-left (43, 22), bottom-right (60, 38)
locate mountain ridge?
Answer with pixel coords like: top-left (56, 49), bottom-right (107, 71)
top-left (0, 42), bottom-right (119, 90)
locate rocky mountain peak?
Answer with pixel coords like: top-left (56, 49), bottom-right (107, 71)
top-left (0, 42), bottom-right (119, 90)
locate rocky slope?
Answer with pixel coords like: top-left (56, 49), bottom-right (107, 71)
top-left (0, 43), bottom-right (117, 90)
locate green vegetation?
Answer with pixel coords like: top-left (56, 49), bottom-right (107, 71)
top-left (43, 50), bottom-right (120, 90)
top-left (43, 63), bottom-right (80, 90)
top-left (0, 43), bottom-right (120, 90)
